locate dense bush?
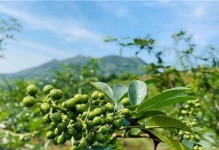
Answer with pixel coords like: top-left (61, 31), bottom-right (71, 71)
top-left (22, 79), bottom-right (200, 149)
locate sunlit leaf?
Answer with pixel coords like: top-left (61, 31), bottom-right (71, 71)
top-left (149, 130), bottom-right (190, 150)
top-left (133, 110), bottom-right (166, 119)
top-left (137, 87), bottom-right (191, 110)
top-left (128, 80), bottom-right (147, 105)
top-left (145, 116), bottom-right (193, 134)
top-left (90, 81), bottom-right (114, 103)
top-left (140, 96), bottom-right (196, 110)
top-left (113, 84), bottom-right (128, 102)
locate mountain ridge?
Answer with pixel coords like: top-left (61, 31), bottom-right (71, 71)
top-left (0, 55), bottom-right (147, 81)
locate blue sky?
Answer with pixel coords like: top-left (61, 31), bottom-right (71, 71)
top-left (0, 1), bottom-right (219, 73)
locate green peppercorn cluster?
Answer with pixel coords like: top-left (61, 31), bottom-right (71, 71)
top-left (176, 99), bottom-right (203, 150)
top-left (22, 84), bottom-right (38, 107)
top-left (22, 85), bottom-right (132, 150)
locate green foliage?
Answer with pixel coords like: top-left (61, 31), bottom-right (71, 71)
top-left (104, 35), bottom-right (156, 57)
top-left (46, 59), bottom-right (100, 98)
top-left (21, 80), bottom-right (196, 150)
top-left (113, 84), bottom-right (128, 102)
top-left (128, 80), bottom-right (147, 106)
top-left (137, 87), bottom-right (194, 110)
top-left (145, 65), bottom-right (219, 148)
top-left (144, 116), bottom-right (193, 134)
top-left (89, 82), bottom-right (114, 103)
top-left (104, 32), bottom-right (219, 149)
top-left (0, 80), bottom-right (43, 149)
top-left (150, 131), bottom-right (190, 150)
top-left (133, 110), bottom-right (166, 119)
top-left (0, 59), bottom-right (102, 149)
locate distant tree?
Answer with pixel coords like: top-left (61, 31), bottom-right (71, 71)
top-left (0, 18), bottom-right (21, 57)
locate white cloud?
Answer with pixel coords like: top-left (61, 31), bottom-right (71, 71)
top-left (143, 1), bottom-right (178, 9)
top-left (98, 2), bottom-right (140, 24)
top-left (177, 3), bottom-right (219, 45)
top-left (115, 7), bottom-right (129, 18)
top-left (193, 5), bottom-right (207, 18)
top-left (0, 49), bottom-right (53, 73)
top-left (99, 2), bottom-right (129, 18)
top-left (18, 40), bottom-right (73, 58)
top-left (0, 3), bottom-right (104, 44)
top-left (0, 3), bottom-right (115, 73)
top-left (148, 1), bottom-right (219, 46)
top-left (0, 39), bottom-right (76, 73)
top-left (142, 1), bottom-right (219, 65)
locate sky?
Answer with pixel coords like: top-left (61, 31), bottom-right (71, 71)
top-left (0, 1), bottom-right (219, 74)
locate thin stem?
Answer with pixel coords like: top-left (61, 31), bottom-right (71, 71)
top-left (36, 100), bottom-right (43, 103)
top-left (112, 133), bottom-right (149, 139)
top-left (43, 95), bottom-right (49, 102)
top-left (0, 128), bottom-right (38, 137)
top-left (51, 104), bottom-right (66, 112)
top-left (120, 125), bottom-right (145, 130)
top-left (76, 117), bottom-right (84, 123)
top-left (213, 91), bottom-right (219, 111)
top-left (84, 100), bottom-right (91, 122)
top-left (84, 100), bottom-right (91, 136)
top-left (114, 102), bottom-right (118, 112)
top-left (67, 124), bottom-right (74, 128)
top-left (71, 136), bottom-right (74, 146)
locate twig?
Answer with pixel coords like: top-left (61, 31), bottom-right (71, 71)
top-left (112, 133), bottom-right (149, 138)
top-left (0, 128), bottom-right (38, 137)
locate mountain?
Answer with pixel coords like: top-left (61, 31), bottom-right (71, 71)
top-left (99, 55), bottom-right (146, 76)
top-left (0, 55), bottom-right (147, 81)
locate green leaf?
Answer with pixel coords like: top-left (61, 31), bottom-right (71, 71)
top-left (202, 130), bottom-right (216, 144)
top-left (197, 140), bottom-right (212, 150)
top-left (182, 139), bottom-right (195, 149)
top-left (90, 82), bottom-right (114, 103)
top-left (133, 110), bottom-right (166, 119)
top-left (151, 96), bottom-right (196, 109)
top-left (137, 87), bottom-right (192, 110)
top-left (121, 117), bottom-right (130, 126)
top-left (126, 105), bottom-right (138, 111)
top-left (115, 103), bottom-right (124, 111)
top-left (128, 80), bottom-right (147, 106)
top-left (149, 130), bottom-right (190, 150)
top-left (144, 78), bottom-right (160, 85)
top-left (145, 116), bottom-right (193, 134)
top-left (140, 96), bottom-right (196, 110)
top-left (113, 84), bottom-right (128, 102)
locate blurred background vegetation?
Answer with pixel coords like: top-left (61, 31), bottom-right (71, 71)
top-left (0, 13), bottom-right (219, 150)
